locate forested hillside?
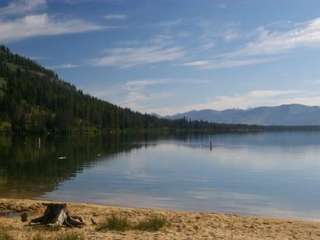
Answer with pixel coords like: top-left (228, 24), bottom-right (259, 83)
top-left (0, 46), bottom-right (264, 134)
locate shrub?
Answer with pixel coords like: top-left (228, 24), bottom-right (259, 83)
top-left (134, 215), bottom-right (167, 232)
top-left (96, 215), bottom-right (130, 232)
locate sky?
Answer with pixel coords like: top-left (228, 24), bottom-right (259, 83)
top-left (2, 0), bottom-right (320, 115)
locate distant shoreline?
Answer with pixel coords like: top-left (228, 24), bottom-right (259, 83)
top-left (3, 124), bottom-right (320, 136)
top-left (0, 198), bottom-right (320, 239)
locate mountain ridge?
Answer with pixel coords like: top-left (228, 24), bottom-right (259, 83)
top-left (168, 104), bottom-right (320, 126)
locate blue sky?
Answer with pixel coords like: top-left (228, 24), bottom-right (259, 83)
top-left (2, 0), bottom-right (320, 115)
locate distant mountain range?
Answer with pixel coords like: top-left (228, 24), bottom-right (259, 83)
top-left (167, 104), bottom-right (320, 126)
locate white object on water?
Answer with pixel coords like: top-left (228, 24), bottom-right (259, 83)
top-left (58, 156), bottom-right (67, 160)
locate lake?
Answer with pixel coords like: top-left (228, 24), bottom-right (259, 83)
top-left (1, 132), bottom-right (320, 219)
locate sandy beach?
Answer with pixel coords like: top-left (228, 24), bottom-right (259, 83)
top-left (0, 199), bottom-right (319, 239)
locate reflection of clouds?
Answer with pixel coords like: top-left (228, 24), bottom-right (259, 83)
top-left (42, 133), bottom-right (320, 220)
top-left (172, 140), bottom-right (320, 172)
top-left (205, 146), bottom-right (320, 171)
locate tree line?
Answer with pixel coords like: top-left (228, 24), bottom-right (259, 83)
top-left (0, 46), bottom-right (272, 134)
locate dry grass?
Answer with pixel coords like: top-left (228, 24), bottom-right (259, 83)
top-left (134, 215), bottom-right (168, 232)
top-left (55, 232), bottom-right (84, 240)
top-left (0, 231), bottom-right (11, 240)
top-left (96, 214), bottom-right (168, 232)
top-left (96, 214), bottom-right (131, 232)
top-left (29, 232), bottom-right (84, 240)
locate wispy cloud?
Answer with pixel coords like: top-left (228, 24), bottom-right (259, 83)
top-left (0, 13), bottom-right (105, 42)
top-left (182, 57), bottom-right (276, 70)
top-left (203, 90), bottom-right (302, 110)
top-left (93, 79), bottom-right (171, 112)
top-left (153, 19), bottom-right (182, 28)
top-left (49, 63), bottom-right (80, 69)
top-left (104, 14), bottom-right (127, 20)
top-left (91, 44), bottom-right (185, 68)
top-left (0, 0), bottom-right (46, 17)
top-left (125, 79), bottom-right (167, 88)
top-left (122, 80), bottom-right (171, 111)
top-left (91, 78), bottom-right (210, 113)
top-left (185, 17), bottom-right (320, 70)
top-left (235, 18), bottom-right (320, 57)
top-left (223, 29), bottom-right (240, 42)
top-left (0, 0), bottom-right (111, 42)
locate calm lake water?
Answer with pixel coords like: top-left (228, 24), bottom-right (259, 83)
top-left (1, 132), bottom-right (320, 219)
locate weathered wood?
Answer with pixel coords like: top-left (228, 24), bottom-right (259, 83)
top-left (30, 203), bottom-right (85, 228)
top-left (20, 212), bottom-right (28, 222)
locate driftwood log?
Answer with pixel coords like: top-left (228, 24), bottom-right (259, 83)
top-left (30, 203), bottom-right (85, 228)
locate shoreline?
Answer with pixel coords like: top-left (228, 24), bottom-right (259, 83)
top-left (1, 199), bottom-right (320, 239)
top-left (34, 197), bottom-right (320, 223)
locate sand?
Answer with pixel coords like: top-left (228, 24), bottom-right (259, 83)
top-left (0, 198), bottom-right (320, 239)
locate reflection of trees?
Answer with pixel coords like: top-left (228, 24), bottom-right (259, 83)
top-left (0, 134), bottom-right (159, 198)
top-left (3, 132), bottom-right (315, 199)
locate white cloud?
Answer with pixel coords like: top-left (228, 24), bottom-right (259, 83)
top-left (183, 57), bottom-right (276, 70)
top-left (206, 90), bottom-right (301, 110)
top-left (186, 17), bottom-right (320, 70)
top-left (104, 14), bottom-right (127, 20)
top-left (182, 60), bottom-right (210, 67)
top-left (223, 29), bottom-right (240, 42)
top-left (92, 45), bottom-right (185, 68)
top-left (237, 18), bottom-right (320, 56)
top-left (0, 13), bottom-right (105, 42)
top-left (121, 80), bottom-right (171, 111)
top-left (0, 0), bottom-right (46, 16)
top-left (153, 19), bottom-right (182, 28)
top-left (91, 78), bottom-right (210, 113)
top-left (49, 63), bottom-right (80, 69)
top-left (92, 79), bottom-right (171, 112)
top-left (125, 79), bottom-right (167, 88)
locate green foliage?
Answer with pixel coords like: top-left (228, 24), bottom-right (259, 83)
top-left (0, 77), bottom-right (5, 97)
top-left (0, 121), bottom-right (11, 132)
top-left (134, 215), bottom-right (168, 232)
top-left (96, 215), bottom-right (131, 232)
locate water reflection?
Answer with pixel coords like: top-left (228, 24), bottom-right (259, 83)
top-left (0, 134), bottom-right (153, 198)
top-left (1, 132), bottom-right (320, 219)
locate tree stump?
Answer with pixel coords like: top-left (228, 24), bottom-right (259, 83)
top-left (30, 203), bottom-right (85, 228)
